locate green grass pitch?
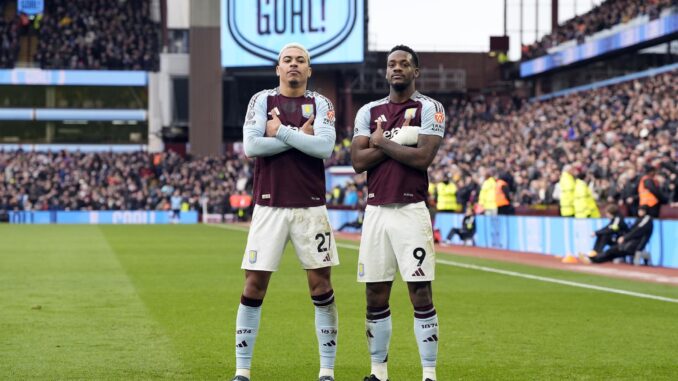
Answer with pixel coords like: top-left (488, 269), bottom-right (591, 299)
top-left (1, 224), bottom-right (678, 380)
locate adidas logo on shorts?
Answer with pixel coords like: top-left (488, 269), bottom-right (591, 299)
top-left (411, 268), bottom-right (426, 277)
top-left (323, 253), bottom-right (332, 262)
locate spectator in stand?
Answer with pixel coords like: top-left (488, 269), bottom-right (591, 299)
top-left (0, 150), bottom-right (251, 215)
top-left (34, 0), bottom-right (160, 70)
top-left (0, 1), bottom-right (20, 68)
top-left (430, 70), bottom-right (677, 217)
top-left (522, 0), bottom-right (677, 60)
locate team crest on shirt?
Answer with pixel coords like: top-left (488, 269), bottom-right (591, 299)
top-left (404, 108), bottom-right (417, 119)
top-left (434, 112), bottom-right (445, 124)
top-left (358, 263), bottom-right (365, 277)
top-left (248, 250), bottom-right (257, 264)
top-left (301, 104), bottom-right (314, 118)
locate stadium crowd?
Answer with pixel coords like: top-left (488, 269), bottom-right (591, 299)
top-left (522, 0), bottom-right (678, 59)
top-left (0, 0), bottom-right (19, 69)
top-left (1, 68), bottom-right (677, 217)
top-left (34, 0), bottom-right (160, 70)
top-left (0, 151), bottom-right (252, 214)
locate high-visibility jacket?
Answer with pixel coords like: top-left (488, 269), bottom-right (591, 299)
top-left (436, 182), bottom-right (461, 212)
top-left (436, 182), bottom-right (460, 212)
top-left (574, 179), bottom-right (590, 218)
top-left (495, 179), bottom-right (510, 207)
top-left (559, 172), bottom-right (575, 217)
top-left (574, 179), bottom-right (599, 218)
top-left (638, 175), bottom-right (659, 207)
top-left (587, 189), bottom-right (600, 218)
top-left (428, 182), bottom-right (437, 206)
top-left (479, 177), bottom-right (497, 211)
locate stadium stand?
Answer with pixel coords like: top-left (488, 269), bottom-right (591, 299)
top-left (522, 0), bottom-right (678, 60)
top-left (1, 68), bottom-right (675, 214)
top-left (33, 0), bottom-right (161, 70)
top-left (0, 0), bottom-right (20, 68)
top-left (0, 150), bottom-right (251, 213)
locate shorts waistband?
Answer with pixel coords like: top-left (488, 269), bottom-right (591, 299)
top-left (367, 201), bottom-right (426, 210)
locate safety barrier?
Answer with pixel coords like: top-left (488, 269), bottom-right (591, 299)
top-left (6, 210), bottom-right (198, 225)
top-left (434, 213), bottom-right (678, 269)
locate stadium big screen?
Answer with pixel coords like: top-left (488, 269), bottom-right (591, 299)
top-left (220, 0), bottom-right (365, 67)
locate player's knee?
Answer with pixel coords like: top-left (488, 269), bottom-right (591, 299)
top-left (408, 282), bottom-right (433, 306)
top-left (243, 273), bottom-right (270, 299)
top-left (365, 282), bottom-right (391, 307)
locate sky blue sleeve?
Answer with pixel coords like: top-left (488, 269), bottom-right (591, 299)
top-left (352, 104), bottom-right (371, 139)
top-left (419, 98), bottom-right (445, 138)
top-left (242, 91), bottom-right (291, 157)
top-left (275, 95), bottom-right (336, 159)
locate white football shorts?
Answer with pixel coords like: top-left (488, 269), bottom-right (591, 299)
top-left (242, 205), bottom-right (339, 271)
top-left (357, 201), bottom-right (435, 282)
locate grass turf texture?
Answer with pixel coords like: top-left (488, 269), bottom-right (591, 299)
top-left (1, 225), bottom-right (677, 380)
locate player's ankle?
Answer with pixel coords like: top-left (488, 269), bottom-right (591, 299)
top-left (319, 367), bottom-right (334, 377)
top-left (371, 362), bottom-right (388, 380)
top-left (423, 366), bottom-right (436, 380)
top-left (235, 368), bottom-right (250, 378)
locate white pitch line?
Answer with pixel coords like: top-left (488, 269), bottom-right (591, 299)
top-left (332, 243), bottom-right (678, 305)
top-left (436, 259), bottom-right (678, 304)
top-left (210, 225), bottom-right (678, 304)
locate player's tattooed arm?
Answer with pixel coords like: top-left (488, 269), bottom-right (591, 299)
top-left (243, 95), bottom-right (291, 157)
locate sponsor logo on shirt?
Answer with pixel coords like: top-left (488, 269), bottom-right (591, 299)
top-left (404, 193), bottom-right (414, 197)
top-left (368, 193), bottom-right (375, 198)
top-left (262, 194), bottom-right (271, 199)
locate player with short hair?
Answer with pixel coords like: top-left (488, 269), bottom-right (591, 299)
top-left (232, 43), bottom-right (339, 381)
top-left (351, 45), bottom-right (445, 381)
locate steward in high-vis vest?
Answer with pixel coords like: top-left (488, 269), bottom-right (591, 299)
top-left (559, 165), bottom-right (576, 217)
top-left (638, 165), bottom-right (665, 218)
top-left (574, 172), bottom-right (601, 218)
top-left (496, 176), bottom-right (513, 215)
top-left (436, 176), bottom-right (460, 212)
top-left (479, 176), bottom-right (497, 215)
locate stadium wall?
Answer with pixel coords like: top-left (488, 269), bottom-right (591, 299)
top-left (6, 211), bottom-right (198, 224)
top-left (434, 213), bottom-right (678, 269)
top-left (327, 209), bottom-right (678, 268)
